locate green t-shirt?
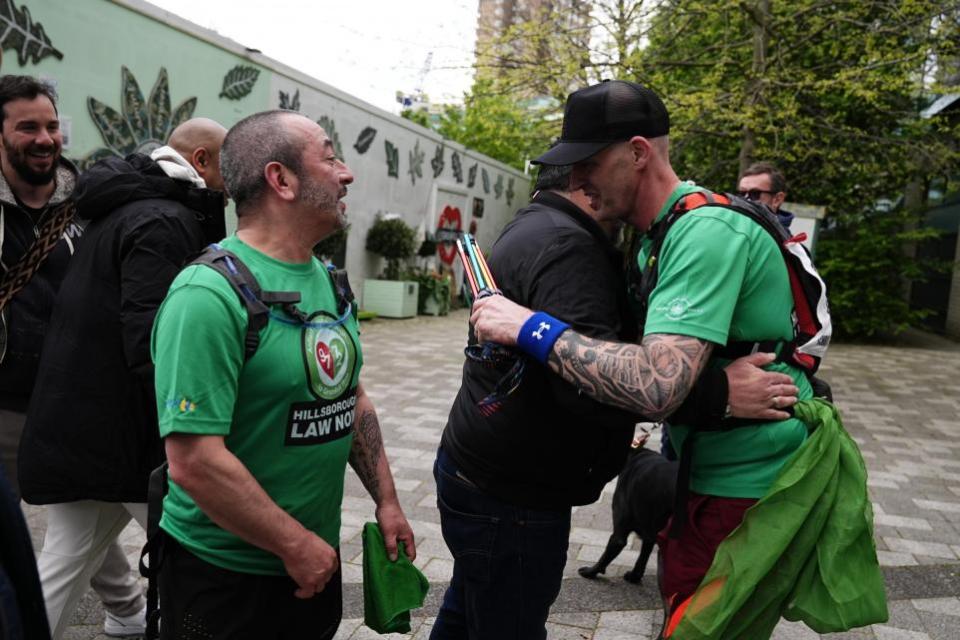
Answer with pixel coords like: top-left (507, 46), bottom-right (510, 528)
top-left (640, 182), bottom-right (812, 498)
top-left (152, 236), bottom-right (363, 574)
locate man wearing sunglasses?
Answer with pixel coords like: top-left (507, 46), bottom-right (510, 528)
top-left (737, 162), bottom-right (795, 230)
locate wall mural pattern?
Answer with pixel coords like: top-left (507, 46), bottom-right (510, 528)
top-left (506, 178), bottom-right (515, 206)
top-left (0, 0), bottom-right (62, 66)
top-left (80, 66), bottom-right (197, 169)
top-left (481, 167), bottom-right (490, 194)
top-left (219, 65), bottom-right (260, 100)
top-left (353, 126), bottom-right (377, 154)
top-left (408, 139), bottom-right (424, 184)
top-left (278, 89), bottom-right (300, 111)
top-left (493, 174), bottom-right (503, 199)
top-left (451, 151), bottom-right (463, 183)
top-left (467, 163), bottom-right (478, 188)
top-left (431, 145), bottom-right (444, 178)
top-left (385, 140), bottom-right (399, 178)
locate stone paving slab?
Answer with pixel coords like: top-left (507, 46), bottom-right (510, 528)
top-left (20, 311), bottom-right (960, 638)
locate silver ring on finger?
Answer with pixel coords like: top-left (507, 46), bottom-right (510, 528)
top-left (772, 395), bottom-right (780, 408)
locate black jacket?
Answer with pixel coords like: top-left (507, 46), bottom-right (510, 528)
top-left (442, 191), bottom-right (639, 509)
top-left (18, 153), bottom-right (225, 504)
top-left (0, 161), bottom-right (82, 412)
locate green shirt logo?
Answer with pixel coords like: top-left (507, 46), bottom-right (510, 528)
top-left (659, 296), bottom-right (704, 320)
top-left (303, 313), bottom-right (357, 400)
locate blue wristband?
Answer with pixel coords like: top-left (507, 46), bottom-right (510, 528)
top-left (516, 312), bottom-right (570, 364)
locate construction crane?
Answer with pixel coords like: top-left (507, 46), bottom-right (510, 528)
top-left (396, 52), bottom-right (433, 109)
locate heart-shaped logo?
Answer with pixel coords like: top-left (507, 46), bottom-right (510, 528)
top-left (316, 341), bottom-right (335, 380)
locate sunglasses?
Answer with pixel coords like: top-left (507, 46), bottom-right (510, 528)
top-left (737, 189), bottom-right (777, 201)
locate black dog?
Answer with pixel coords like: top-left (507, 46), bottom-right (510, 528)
top-left (579, 445), bottom-right (678, 583)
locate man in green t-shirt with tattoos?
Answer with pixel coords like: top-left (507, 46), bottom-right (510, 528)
top-left (471, 81), bottom-right (810, 627)
top-left (151, 110), bottom-right (415, 640)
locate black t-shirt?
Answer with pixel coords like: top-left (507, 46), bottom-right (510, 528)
top-left (442, 191), bottom-right (639, 509)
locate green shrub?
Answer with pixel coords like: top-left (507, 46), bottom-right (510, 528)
top-left (366, 217), bottom-right (417, 280)
top-left (817, 208), bottom-right (945, 339)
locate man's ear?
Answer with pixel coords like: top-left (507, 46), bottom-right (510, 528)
top-left (263, 161), bottom-right (297, 202)
top-left (772, 191), bottom-right (787, 210)
top-left (627, 136), bottom-right (652, 169)
top-left (191, 147), bottom-right (209, 175)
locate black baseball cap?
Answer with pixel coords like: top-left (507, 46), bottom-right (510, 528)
top-left (533, 80), bottom-right (670, 166)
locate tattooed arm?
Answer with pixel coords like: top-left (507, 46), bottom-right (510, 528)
top-left (548, 332), bottom-right (711, 420)
top-left (471, 295), bottom-right (797, 421)
top-left (350, 382), bottom-right (416, 560)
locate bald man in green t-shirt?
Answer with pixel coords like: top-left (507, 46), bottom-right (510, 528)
top-left (471, 81), bottom-right (810, 627)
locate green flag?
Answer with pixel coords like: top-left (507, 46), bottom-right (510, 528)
top-left (669, 399), bottom-right (888, 639)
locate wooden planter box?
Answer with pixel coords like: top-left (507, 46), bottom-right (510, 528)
top-left (362, 279), bottom-right (419, 318)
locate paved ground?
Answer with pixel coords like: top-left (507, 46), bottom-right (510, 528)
top-left (23, 310), bottom-right (960, 639)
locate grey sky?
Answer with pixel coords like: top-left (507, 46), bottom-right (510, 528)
top-left (147, 0), bottom-right (479, 112)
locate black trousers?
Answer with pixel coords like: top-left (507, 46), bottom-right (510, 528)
top-left (159, 536), bottom-right (342, 640)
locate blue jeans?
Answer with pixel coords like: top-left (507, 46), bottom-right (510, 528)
top-left (430, 447), bottom-right (571, 640)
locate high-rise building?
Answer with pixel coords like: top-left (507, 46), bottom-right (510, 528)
top-left (475, 0), bottom-right (591, 86)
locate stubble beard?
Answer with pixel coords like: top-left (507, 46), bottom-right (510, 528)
top-left (2, 135), bottom-right (60, 187)
top-left (299, 174), bottom-right (344, 230)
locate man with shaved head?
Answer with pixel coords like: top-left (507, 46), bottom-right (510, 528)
top-left (152, 110), bottom-right (415, 639)
top-left (18, 117), bottom-right (228, 638)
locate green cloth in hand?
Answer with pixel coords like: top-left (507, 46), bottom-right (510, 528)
top-left (362, 522), bottom-right (429, 634)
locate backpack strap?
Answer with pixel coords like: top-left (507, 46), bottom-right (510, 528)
top-left (139, 461), bottom-right (168, 640)
top-left (190, 245), bottom-right (303, 361)
top-left (327, 265), bottom-right (357, 320)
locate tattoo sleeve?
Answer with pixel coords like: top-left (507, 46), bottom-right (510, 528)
top-left (349, 401), bottom-right (385, 502)
top-left (546, 332), bottom-right (713, 420)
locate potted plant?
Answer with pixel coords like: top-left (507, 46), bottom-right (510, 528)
top-left (406, 267), bottom-right (452, 316)
top-left (363, 216), bottom-right (419, 318)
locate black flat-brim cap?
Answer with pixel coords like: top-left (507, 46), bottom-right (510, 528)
top-left (533, 80), bottom-right (670, 166)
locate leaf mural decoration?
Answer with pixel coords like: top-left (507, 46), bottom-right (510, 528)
top-left (219, 65), bottom-right (260, 100)
top-left (506, 178), bottom-right (515, 205)
top-left (87, 98), bottom-right (135, 155)
top-left (385, 140), bottom-right (399, 178)
top-left (317, 115), bottom-right (343, 158)
top-left (451, 152), bottom-right (463, 183)
top-left (84, 67), bottom-right (198, 165)
top-left (481, 168), bottom-right (490, 194)
top-left (493, 174), bottom-right (504, 199)
top-left (431, 145), bottom-right (444, 178)
top-left (408, 140), bottom-right (425, 184)
top-left (148, 68), bottom-right (171, 141)
top-left (467, 163), bottom-right (478, 188)
top-left (170, 97), bottom-right (197, 132)
top-left (121, 67), bottom-right (149, 142)
top-left (279, 89), bottom-right (300, 111)
top-left (0, 0), bottom-right (62, 66)
top-left (353, 126), bottom-right (377, 154)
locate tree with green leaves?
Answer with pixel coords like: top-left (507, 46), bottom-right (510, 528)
top-left (475, 0), bottom-right (960, 337)
top-left (402, 78), bottom-right (552, 171)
